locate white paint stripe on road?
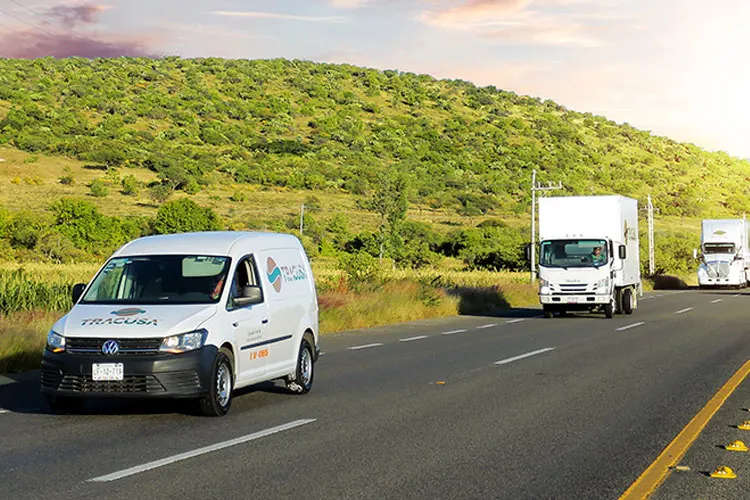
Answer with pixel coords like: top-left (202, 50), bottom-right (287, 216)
top-left (616, 322), bottom-right (645, 331)
top-left (442, 329), bottom-right (467, 335)
top-left (733, 294), bottom-right (741, 298)
top-left (348, 343), bottom-right (383, 351)
top-left (675, 307), bottom-right (694, 314)
top-left (711, 299), bottom-right (723, 304)
top-left (476, 323), bottom-right (497, 329)
top-left (400, 335), bottom-right (428, 342)
top-left (506, 319), bottom-right (525, 324)
top-left (494, 347), bottom-right (556, 366)
top-left (88, 419), bottom-right (316, 483)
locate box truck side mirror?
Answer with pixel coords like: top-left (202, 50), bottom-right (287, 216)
top-left (524, 243), bottom-right (532, 263)
top-left (618, 245), bottom-right (626, 260)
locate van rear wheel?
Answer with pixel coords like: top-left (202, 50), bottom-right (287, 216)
top-left (198, 348), bottom-right (233, 417)
top-left (286, 339), bottom-right (314, 394)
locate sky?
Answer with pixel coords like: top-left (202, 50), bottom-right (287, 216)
top-left (0, 0), bottom-right (748, 158)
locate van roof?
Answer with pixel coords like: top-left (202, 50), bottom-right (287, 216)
top-left (114, 231), bottom-right (301, 257)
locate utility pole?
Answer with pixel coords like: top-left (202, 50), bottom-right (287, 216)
top-left (299, 203), bottom-right (305, 236)
top-left (647, 194), bottom-right (655, 276)
top-left (530, 169), bottom-right (563, 282)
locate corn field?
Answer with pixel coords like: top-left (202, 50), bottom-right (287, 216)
top-left (0, 269), bottom-right (75, 314)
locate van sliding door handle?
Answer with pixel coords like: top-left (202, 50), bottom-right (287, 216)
top-left (262, 319), bottom-right (269, 324)
top-left (232, 322), bottom-right (239, 328)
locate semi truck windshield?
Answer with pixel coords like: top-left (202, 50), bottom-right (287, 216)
top-left (540, 240), bottom-right (608, 268)
top-left (703, 243), bottom-right (735, 254)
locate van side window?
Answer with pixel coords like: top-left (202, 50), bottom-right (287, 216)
top-left (228, 256), bottom-right (262, 309)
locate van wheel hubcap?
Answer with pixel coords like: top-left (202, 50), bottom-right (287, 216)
top-left (216, 363), bottom-right (231, 407)
top-left (300, 348), bottom-right (312, 386)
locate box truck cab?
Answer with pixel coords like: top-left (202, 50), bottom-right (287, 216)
top-left (695, 219), bottom-right (750, 288)
top-left (536, 195), bottom-right (642, 319)
top-left (41, 231), bottom-right (319, 417)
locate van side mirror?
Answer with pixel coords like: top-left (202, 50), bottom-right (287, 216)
top-left (233, 286), bottom-right (263, 307)
top-left (618, 245), bottom-right (626, 260)
top-left (693, 248), bottom-right (698, 259)
top-left (72, 283), bottom-right (86, 304)
top-left (524, 243), bottom-right (532, 263)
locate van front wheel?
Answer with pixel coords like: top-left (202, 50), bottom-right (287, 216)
top-left (198, 348), bottom-right (234, 417)
top-left (286, 339), bottom-right (314, 394)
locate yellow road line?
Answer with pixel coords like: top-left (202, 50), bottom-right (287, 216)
top-left (619, 359), bottom-right (750, 500)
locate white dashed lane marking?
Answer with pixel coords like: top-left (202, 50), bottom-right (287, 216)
top-left (494, 347), bottom-right (556, 366)
top-left (476, 323), bottom-right (497, 329)
top-left (442, 329), bottom-right (467, 335)
top-left (505, 319), bottom-right (525, 324)
top-left (399, 335), bottom-right (428, 342)
top-left (616, 322), bottom-right (645, 331)
top-left (675, 307), bottom-right (694, 315)
top-left (348, 343), bottom-right (383, 351)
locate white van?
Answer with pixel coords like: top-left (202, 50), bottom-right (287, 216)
top-left (40, 231), bottom-right (320, 416)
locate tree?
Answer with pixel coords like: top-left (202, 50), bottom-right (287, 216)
top-left (362, 170), bottom-right (410, 260)
top-left (152, 198), bottom-right (223, 234)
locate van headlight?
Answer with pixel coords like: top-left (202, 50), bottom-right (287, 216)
top-left (46, 331), bottom-right (66, 353)
top-left (596, 278), bottom-right (610, 294)
top-left (160, 329), bottom-right (208, 354)
top-left (539, 278), bottom-right (551, 295)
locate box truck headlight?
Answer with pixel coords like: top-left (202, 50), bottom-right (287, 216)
top-left (160, 329), bottom-right (208, 354)
top-left (538, 278), bottom-right (551, 295)
top-left (596, 278), bottom-right (610, 294)
top-left (46, 330), bottom-right (66, 353)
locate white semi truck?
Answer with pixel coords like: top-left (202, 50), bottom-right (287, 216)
top-left (695, 219), bottom-right (750, 288)
top-left (536, 195), bottom-right (642, 319)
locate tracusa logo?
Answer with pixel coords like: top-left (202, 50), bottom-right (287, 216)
top-left (267, 257), bottom-right (282, 293)
top-left (111, 308), bottom-right (146, 317)
top-left (101, 340), bottom-right (120, 355)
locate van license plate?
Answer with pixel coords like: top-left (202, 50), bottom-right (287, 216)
top-left (92, 363), bottom-right (124, 381)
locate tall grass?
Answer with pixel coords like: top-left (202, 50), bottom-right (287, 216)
top-left (0, 311), bottom-right (59, 374)
top-left (0, 269), bottom-right (75, 315)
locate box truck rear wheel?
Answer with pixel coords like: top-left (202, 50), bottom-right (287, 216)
top-left (622, 288), bottom-right (635, 315)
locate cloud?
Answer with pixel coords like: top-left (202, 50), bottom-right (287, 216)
top-left (212, 11), bottom-right (345, 23)
top-left (328, 0), bottom-right (370, 8)
top-left (0, 2), bottom-right (158, 58)
top-left (419, 0), bottom-right (614, 47)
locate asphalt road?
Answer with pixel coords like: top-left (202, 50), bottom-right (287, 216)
top-left (1, 289), bottom-right (750, 500)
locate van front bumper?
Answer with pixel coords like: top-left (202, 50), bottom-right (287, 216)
top-left (40, 346), bottom-right (217, 399)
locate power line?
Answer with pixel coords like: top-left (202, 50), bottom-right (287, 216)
top-left (0, 7), bottom-right (57, 37)
top-left (5, 0), bottom-right (73, 36)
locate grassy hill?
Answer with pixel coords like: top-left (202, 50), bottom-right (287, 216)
top-left (1, 57), bottom-right (749, 219)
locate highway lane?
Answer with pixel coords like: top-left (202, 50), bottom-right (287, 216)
top-left (1, 289), bottom-right (749, 499)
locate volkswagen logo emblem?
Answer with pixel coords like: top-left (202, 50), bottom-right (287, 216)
top-left (101, 340), bottom-right (120, 355)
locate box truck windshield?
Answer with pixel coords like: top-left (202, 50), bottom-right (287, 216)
top-left (540, 239), bottom-right (608, 268)
top-left (81, 255), bottom-right (232, 305)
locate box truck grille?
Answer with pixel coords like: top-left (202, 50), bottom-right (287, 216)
top-left (66, 337), bottom-right (163, 356)
top-left (706, 262), bottom-right (730, 278)
top-left (552, 283), bottom-right (595, 295)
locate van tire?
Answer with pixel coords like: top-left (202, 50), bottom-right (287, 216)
top-left (198, 348), bottom-right (234, 417)
top-left (47, 395), bottom-right (83, 414)
top-left (622, 288), bottom-right (634, 315)
top-left (286, 339), bottom-right (314, 394)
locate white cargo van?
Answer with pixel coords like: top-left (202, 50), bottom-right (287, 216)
top-left (695, 219), bottom-right (750, 288)
top-left (41, 231), bottom-right (319, 416)
top-left (535, 195), bottom-right (642, 319)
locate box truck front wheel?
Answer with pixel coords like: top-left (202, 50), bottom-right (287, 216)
top-left (622, 288), bottom-right (635, 315)
top-left (604, 301), bottom-right (614, 319)
top-left (543, 306), bottom-right (554, 319)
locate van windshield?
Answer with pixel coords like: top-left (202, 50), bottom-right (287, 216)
top-left (80, 255), bottom-right (231, 305)
top-left (540, 239), bottom-right (608, 268)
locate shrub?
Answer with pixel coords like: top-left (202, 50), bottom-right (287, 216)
top-left (152, 198), bottom-right (223, 234)
top-left (339, 251), bottom-right (382, 290)
top-left (230, 190), bottom-right (247, 202)
top-left (89, 179), bottom-right (109, 197)
top-left (121, 174), bottom-right (140, 196)
top-left (59, 175), bottom-right (75, 185)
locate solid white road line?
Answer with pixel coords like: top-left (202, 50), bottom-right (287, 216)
top-left (476, 323), bottom-right (497, 329)
top-left (494, 347), bottom-right (556, 366)
top-left (88, 419), bottom-right (316, 483)
top-left (711, 299), bottom-right (723, 304)
top-left (348, 343), bottom-right (383, 350)
top-left (506, 319), bottom-right (525, 324)
top-left (616, 322), bottom-right (645, 331)
top-left (400, 335), bottom-right (428, 342)
top-left (442, 329), bottom-right (467, 335)
top-left (675, 307), bottom-right (694, 315)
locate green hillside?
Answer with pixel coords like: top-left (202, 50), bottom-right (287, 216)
top-left (1, 57), bottom-right (748, 218)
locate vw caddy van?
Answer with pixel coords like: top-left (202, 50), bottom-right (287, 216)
top-left (41, 231), bottom-right (320, 416)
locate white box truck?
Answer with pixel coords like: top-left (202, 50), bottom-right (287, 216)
top-left (536, 195), bottom-right (642, 319)
top-left (696, 219), bottom-right (750, 288)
